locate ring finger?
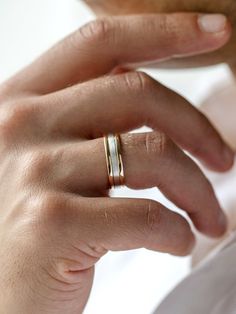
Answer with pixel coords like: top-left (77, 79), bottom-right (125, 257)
top-left (48, 132), bottom-right (227, 238)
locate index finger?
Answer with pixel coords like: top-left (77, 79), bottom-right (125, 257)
top-left (7, 13), bottom-right (231, 94)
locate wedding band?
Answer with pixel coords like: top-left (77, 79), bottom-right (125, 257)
top-left (104, 134), bottom-right (125, 188)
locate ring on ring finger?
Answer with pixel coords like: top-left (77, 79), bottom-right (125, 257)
top-left (104, 134), bottom-right (125, 188)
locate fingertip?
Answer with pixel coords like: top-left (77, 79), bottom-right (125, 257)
top-left (211, 211), bottom-right (228, 238)
top-left (178, 232), bottom-right (196, 257)
top-left (196, 13), bottom-right (232, 51)
top-left (221, 146), bottom-right (235, 171)
top-left (174, 219), bottom-right (196, 257)
top-left (197, 210), bottom-right (228, 239)
top-left (203, 146), bottom-right (235, 173)
top-left (217, 144), bottom-right (235, 172)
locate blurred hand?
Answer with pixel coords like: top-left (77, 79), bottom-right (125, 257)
top-left (0, 14), bottom-right (234, 313)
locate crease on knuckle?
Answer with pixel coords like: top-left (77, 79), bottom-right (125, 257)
top-left (144, 132), bottom-right (170, 157)
top-left (78, 18), bottom-right (113, 44)
top-left (145, 200), bottom-right (161, 234)
top-left (86, 243), bottom-right (108, 258)
top-left (101, 206), bottom-right (116, 229)
top-left (157, 14), bottom-right (170, 34)
top-left (123, 72), bottom-right (153, 95)
top-left (158, 15), bottom-right (183, 56)
top-left (0, 101), bottom-right (38, 145)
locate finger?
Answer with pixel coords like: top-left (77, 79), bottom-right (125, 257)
top-left (67, 196), bottom-right (196, 257)
top-left (44, 72), bottom-right (234, 172)
top-left (53, 133), bottom-right (227, 238)
top-left (200, 84), bottom-right (236, 151)
top-left (8, 13), bottom-right (231, 94)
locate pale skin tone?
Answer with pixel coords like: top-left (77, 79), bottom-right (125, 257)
top-left (85, 0), bottom-right (236, 266)
top-left (1, 10), bottom-right (236, 314)
top-left (85, 0), bottom-right (236, 68)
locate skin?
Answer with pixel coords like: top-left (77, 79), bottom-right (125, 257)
top-left (84, 0), bottom-right (236, 267)
top-left (192, 82), bottom-right (236, 266)
top-left (85, 0), bottom-right (236, 68)
top-left (0, 12), bottom-right (235, 314)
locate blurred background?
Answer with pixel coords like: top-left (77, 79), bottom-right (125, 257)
top-left (0, 1), bottom-right (233, 313)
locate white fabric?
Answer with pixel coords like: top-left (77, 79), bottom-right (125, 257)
top-left (153, 156), bottom-right (236, 314)
top-left (155, 233), bottom-right (236, 314)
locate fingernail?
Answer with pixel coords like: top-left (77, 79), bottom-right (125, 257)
top-left (198, 14), bottom-right (227, 33)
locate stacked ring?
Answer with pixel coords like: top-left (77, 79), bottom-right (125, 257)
top-left (104, 134), bottom-right (125, 188)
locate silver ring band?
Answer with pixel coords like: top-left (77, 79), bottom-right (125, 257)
top-left (104, 134), bottom-right (125, 188)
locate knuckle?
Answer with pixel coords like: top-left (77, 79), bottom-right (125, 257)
top-left (0, 101), bottom-right (38, 146)
top-left (158, 15), bottom-right (182, 52)
top-left (78, 18), bottom-right (113, 44)
top-left (144, 200), bottom-right (162, 234)
top-left (122, 71), bottom-right (154, 94)
top-left (33, 192), bottom-right (70, 229)
top-left (7, 192), bottom-right (68, 237)
top-left (144, 132), bottom-right (172, 157)
top-left (20, 151), bottom-right (52, 185)
top-left (157, 14), bottom-right (170, 33)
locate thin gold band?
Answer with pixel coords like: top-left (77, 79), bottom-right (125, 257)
top-left (115, 134), bottom-right (125, 186)
top-left (104, 135), bottom-right (115, 187)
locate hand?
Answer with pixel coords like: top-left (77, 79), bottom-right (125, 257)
top-left (0, 14), bottom-right (233, 313)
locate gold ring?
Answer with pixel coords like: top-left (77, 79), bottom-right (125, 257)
top-left (104, 134), bottom-right (125, 188)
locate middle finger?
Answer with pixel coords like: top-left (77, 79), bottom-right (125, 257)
top-left (43, 71), bottom-right (234, 172)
